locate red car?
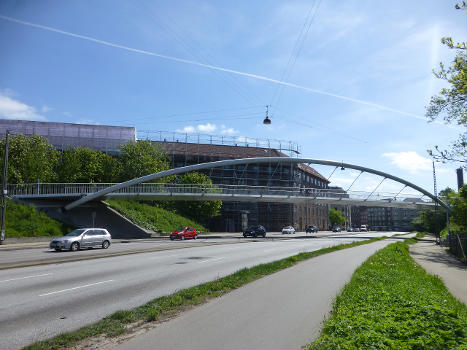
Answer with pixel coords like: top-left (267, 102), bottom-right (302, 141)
top-left (170, 226), bottom-right (198, 240)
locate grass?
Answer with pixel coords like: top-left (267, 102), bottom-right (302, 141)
top-left (105, 200), bottom-right (208, 233)
top-left (305, 241), bottom-right (467, 350)
top-left (22, 236), bottom-right (386, 350)
top-left (5, 200), bottom-right (72, 238)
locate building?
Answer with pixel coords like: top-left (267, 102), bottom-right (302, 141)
top-left (152, 136), bottom-right (330, 232)
top-left (351, 202), bottom-right (421, 231)
top-left (0, 120), bottom-right (329, 232)
top-left (0, 119), bottom-right (135, 153)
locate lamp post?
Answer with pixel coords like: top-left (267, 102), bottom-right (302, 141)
top-left (0, 131), bottom-right (9, 244)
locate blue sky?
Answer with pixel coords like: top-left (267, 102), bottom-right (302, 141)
top-left (0, 0), bottom-right (465, 196)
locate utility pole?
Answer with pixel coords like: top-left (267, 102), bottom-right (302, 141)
top-left (0, 131), bottom-right (10, 245)
top-left (432, 161), bottom-right (440, 244)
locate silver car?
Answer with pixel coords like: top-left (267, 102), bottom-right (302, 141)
top-left (50, 228), bottom-right (111, 251)
top-left (281, 226), bottom-right (295, 234)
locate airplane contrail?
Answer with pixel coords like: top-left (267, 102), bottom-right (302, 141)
top-left (0, 14), bottom-right (442, 123)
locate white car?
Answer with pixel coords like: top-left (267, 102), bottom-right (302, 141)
top-left (281, 226), bottom-right (295, 234)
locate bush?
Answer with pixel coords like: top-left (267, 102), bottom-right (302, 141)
top-left (5, 200), bottom-right (72, 238)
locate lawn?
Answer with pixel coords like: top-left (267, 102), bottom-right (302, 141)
top-left (306, 241), bottom-right (467, 350)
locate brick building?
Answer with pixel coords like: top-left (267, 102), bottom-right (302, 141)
top-left (153, 139), bottom-right (329, 232)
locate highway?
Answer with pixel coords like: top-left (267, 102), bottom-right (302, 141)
top-left (0, 232), bottom-right (399, 349)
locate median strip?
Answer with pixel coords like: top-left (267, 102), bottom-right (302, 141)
top-left (304, 240), bottom-right (467, 350)
top-left (22, 236), bottom-right (386, 350)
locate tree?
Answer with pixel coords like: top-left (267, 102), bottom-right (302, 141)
top-left (169, 172), bottom-right (222, 223)
top-left (426, 3), bottom-right (467, 168)
top-left (411, 209), bottom-right (446, 236)
top-left (329, 208), bottom-right (345, 228)
top-left (118, 140), bottom-right (170, 181)
top-left (0, 134), bottom-right (59, 184)
top-left (444, 184), bottom-right (467, 236)
top-left (56, 147), bottom-right (120, 183)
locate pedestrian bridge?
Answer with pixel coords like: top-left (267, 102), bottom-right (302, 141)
top-left (8, 157), bottom-right (448, 211)
top-left (8, 182), bottom-right (436, 209)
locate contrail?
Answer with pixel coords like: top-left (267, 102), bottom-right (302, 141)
top-left (0, 14), bottom-right (442, 123)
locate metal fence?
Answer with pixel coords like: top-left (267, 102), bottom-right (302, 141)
top-left (441, 234), bottom-right (467, 263)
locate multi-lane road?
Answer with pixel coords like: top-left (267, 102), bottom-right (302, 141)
top-left (0, 232), bottom-right (401, 349)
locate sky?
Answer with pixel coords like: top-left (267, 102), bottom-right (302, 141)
top-left (0, 0), bottom-right (466, 197)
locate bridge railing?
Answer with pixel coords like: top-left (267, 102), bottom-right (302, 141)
top-left (6, 183), bottom-right (432, 205)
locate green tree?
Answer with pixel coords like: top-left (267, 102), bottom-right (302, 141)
top-left (168, 172), bottom-right (222, 223)
top-left (412, 209), bottom-right (447, 236)
top-left (444, 184), bottom-right (467, 236)
top-left (56, 147), bottom-right (120, 183)
top-left (329, 208), bottom-right (345, 228)
top-left (0, 134), bottom-right (59, 184)
top-left (118, 140), bottom-right (170, 181)
top-left (426, 3), bottom-right (467, 168)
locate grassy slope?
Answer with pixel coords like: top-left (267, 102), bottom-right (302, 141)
top-left (6, 200), bottom-right (71, 238)
top-left (105, 200), bottom-right (207, 233)
top-left (306, 241), bottom-right (467, 350)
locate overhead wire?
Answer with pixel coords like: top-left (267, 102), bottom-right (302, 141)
top-left (111, 105), bottom-right (264, 124)
top-left (270, 0), bottom-right (323, 118)
top-left (133, 1), bottom-right (263, 107)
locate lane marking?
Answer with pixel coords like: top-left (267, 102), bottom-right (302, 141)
top-left (39, 280), bottom-right (114, 297)
top-left (198, 257), bottom-right (225, 264)
top-left (0, 273), bottom-right (52, 283)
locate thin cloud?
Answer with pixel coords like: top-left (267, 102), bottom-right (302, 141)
top-left (0, 14), bottom-right (441, 124)
top-left (176, 126), bottom-right (196, 133)
top-left (0, 93), bottom-right (46, 121)
top-left (176, 123), bottom-right (217, 133)
top-left (382, 151), bottom-right (432, 174)
top-left (197, 123), bottom-right (217, 133)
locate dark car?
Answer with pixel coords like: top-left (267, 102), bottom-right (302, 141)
top-left (243, 225), bottom-right (266, 238)
top-left (306, 225), bottom-right (318, 233)
top-left (332, 227), bottom-right (342, 232)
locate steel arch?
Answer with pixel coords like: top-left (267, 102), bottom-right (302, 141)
top-left (64, 157), bottom-right (450, 211)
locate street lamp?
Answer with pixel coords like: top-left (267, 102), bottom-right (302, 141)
top-left (0, 130), bottom-right (9, 244)
top-left (263, 105), bottom-right (271, 125)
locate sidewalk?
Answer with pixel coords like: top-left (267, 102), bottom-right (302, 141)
top-left (409, 236), bottom-right (467, 305)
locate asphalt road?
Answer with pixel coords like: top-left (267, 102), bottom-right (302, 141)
top-left (111, 239), bottom-right (398, 350)
top-left (0, 232), bottom-right (398, 349)
top-left (0, 231), bottom-right (370, 269)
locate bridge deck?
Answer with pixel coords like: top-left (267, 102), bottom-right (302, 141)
top-left (8, 183), bottom-right (435, 209)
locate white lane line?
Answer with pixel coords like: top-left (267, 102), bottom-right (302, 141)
top-left (198, 257), bottom-right (225, 264)
top-left (0, 273), bottom-right (52, 283)
top-left (39, 280), bottom-right (114, 297)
